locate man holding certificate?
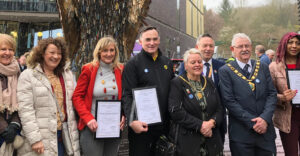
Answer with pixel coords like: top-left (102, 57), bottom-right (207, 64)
top-left (122, 26), bottom-right (174, 156)
top-left (269, 32), bottom-right (300, 156)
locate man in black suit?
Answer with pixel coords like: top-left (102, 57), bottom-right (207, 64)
top-left (219, 33), bottom-right (277, 156)
top-left (195, 34), bottom-right (226, 143)
top-left (195, 34), bottom-right (225, 86)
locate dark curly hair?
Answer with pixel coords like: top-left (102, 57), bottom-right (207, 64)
top-left (27, 37), bottom-right (68, 76)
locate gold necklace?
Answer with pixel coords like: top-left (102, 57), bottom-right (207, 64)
top-left (179, 76), bottom-right (207, 99)
top-left (227, 60), bottom-right (260, 91)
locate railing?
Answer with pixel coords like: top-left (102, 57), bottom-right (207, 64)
top-left (0, 0), bottom-right (57, 13)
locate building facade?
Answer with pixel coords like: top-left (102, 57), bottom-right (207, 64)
top-left (0, 0), bottom-right (60, 56)
top-left (0, 0), bottom-right (204, 59)
top-left (145, 0), bottom-right (204, 59)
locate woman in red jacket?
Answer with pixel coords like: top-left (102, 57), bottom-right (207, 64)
top-left (72, 36), bottom-right (125, 156)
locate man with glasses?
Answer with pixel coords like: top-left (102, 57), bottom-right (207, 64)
top-left (219, 33), bottom-right (277, 156)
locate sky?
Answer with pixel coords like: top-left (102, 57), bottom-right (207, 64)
top-left (33, 29), bottom-right (63, 46)
top-left (203, 0), bottom-right (296, 12)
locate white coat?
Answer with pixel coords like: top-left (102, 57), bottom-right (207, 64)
top-left (17, 64), bottom-right (80, 156)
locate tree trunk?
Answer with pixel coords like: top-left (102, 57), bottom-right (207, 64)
top-left (56, 0), bottom-right (151, 71)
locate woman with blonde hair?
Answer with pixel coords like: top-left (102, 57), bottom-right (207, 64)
top-left (0, 33), bottom-right (21, 155)
top-left (17, 37), bottom-right (80, 156)
top-left (72, 36), bottom-right (125, 156)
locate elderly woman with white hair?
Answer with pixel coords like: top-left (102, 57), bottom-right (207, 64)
top-left (168, 48), bottom-right (223, 156)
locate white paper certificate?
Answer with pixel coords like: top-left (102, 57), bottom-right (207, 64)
top-left (288, 70), bottom-right (300, 104)
top-left (95, 101), bottom-right (121, 138)
top-left (133, 87), bottom-right (161, 125)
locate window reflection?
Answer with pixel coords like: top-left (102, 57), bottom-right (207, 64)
top-left (0, 0), bottom-right (57, 13)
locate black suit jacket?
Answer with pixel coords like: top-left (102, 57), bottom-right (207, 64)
top-left (219, 60), bottom-right (277, 152)
top-left (211, 58), bottom-right (225, 87)
top-left (179, 58), bottom-right (225, 84)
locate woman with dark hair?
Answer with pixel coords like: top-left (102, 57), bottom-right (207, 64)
top-left (72, 36), bottom-right (125, 156)
top-left (0, 33), bottom-right (21, 155)
top-left (17, 38), bottom-right (80, 156)
top-left (269, 32), bottom-right (300, 156)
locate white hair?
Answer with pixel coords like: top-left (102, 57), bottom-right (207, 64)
top-left (183, 48), bottom-right (203, 63)
top-left (231, 33), bottom-right (252, 46)
top-left (266, 49), bottom-right (275, 55)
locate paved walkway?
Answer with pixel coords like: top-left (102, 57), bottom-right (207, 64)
top-left (224, 128), bottom-right (285, 156)
top-left (119, 128), bottom-right (286, 156)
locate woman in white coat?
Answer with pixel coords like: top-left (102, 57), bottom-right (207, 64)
top-left (17, 37), bottom-right (80, 156)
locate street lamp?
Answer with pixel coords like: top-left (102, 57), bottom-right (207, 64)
top-left (56, 32), bottom-right (62, 37)
top-left (10, 31), bottom-right (17, 38)
top-left (37, 32), bottom-right (43, 41)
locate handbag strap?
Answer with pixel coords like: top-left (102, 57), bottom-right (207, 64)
top-left (174, 124), bottom-right (179, 143)
top-left (173, 102), bottom-right (182, 144)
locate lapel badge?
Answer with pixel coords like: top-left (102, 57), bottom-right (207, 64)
top-left (214, 70), bottom-right (217, 74)
top-left (186, 89), bottom-right (190, 94)
top-left (189, 94), bottom-right (194, 99)
top-left (164, 65), bottom-right (168, 70)
top-left (255, 79), bottom-right (260, 83)
top-left (144, 68), bottom-right (149, 73)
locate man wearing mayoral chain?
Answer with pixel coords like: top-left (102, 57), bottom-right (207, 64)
top-left (219, 33), bottom-right (277, 156)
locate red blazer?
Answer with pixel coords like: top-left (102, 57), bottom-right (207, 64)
top-left (72, 62), bottom-right (123, 130)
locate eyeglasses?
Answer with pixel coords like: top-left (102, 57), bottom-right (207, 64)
top-left (233, 44), bottom-right (251, 49)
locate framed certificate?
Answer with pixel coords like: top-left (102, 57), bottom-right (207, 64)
top-left (95, 100), bottom-right (121, 139)
top-left (287, 70), bottom-right (300, 104)
top-left (132, 86), bottom-right (162, 125)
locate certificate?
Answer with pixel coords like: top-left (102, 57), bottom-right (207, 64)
top-left (287, 70), bottom-right (300, 104)
top-left (133, 87), bottom-right (161, 125)
top-left (95, 100), bottom-right (121, 139)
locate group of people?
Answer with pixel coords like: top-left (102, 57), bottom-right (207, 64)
top-left (0, 26), bottom-right (299, 156)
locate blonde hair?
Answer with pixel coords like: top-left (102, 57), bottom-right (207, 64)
top-left (0, 33), bottom-right (16, 52)
top-left (91, 36), bottom-right (121, 69)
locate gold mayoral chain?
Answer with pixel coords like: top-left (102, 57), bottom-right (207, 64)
top-left (226, 60), bottom-right (260, 91)
top-left (179, 76), bottom-right (207, 99)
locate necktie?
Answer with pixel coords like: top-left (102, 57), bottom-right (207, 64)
top-left (243, 64), bottom-right (250, 78)
top-left (204, 63), bottom-right (210, 77)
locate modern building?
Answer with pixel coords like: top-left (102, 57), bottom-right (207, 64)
top-left (145, 0), bottom-right (204, 59)
top-left (0, 0), bottom-right (205, 59)
top-left (0, 0), bottom-right (60, 56)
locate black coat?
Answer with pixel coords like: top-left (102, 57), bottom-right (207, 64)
top-left (168, 74), bottom-right (223, 156)
top-left (122, 49), bottom-right (174, 131)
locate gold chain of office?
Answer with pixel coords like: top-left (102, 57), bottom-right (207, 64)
top-left (179, 75), bottom-right (207, 99)
top-left (226, 60), bottom-right (260, 91)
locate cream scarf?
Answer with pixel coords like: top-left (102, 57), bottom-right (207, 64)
top-left (0, 59), bottom-right (20, 114)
